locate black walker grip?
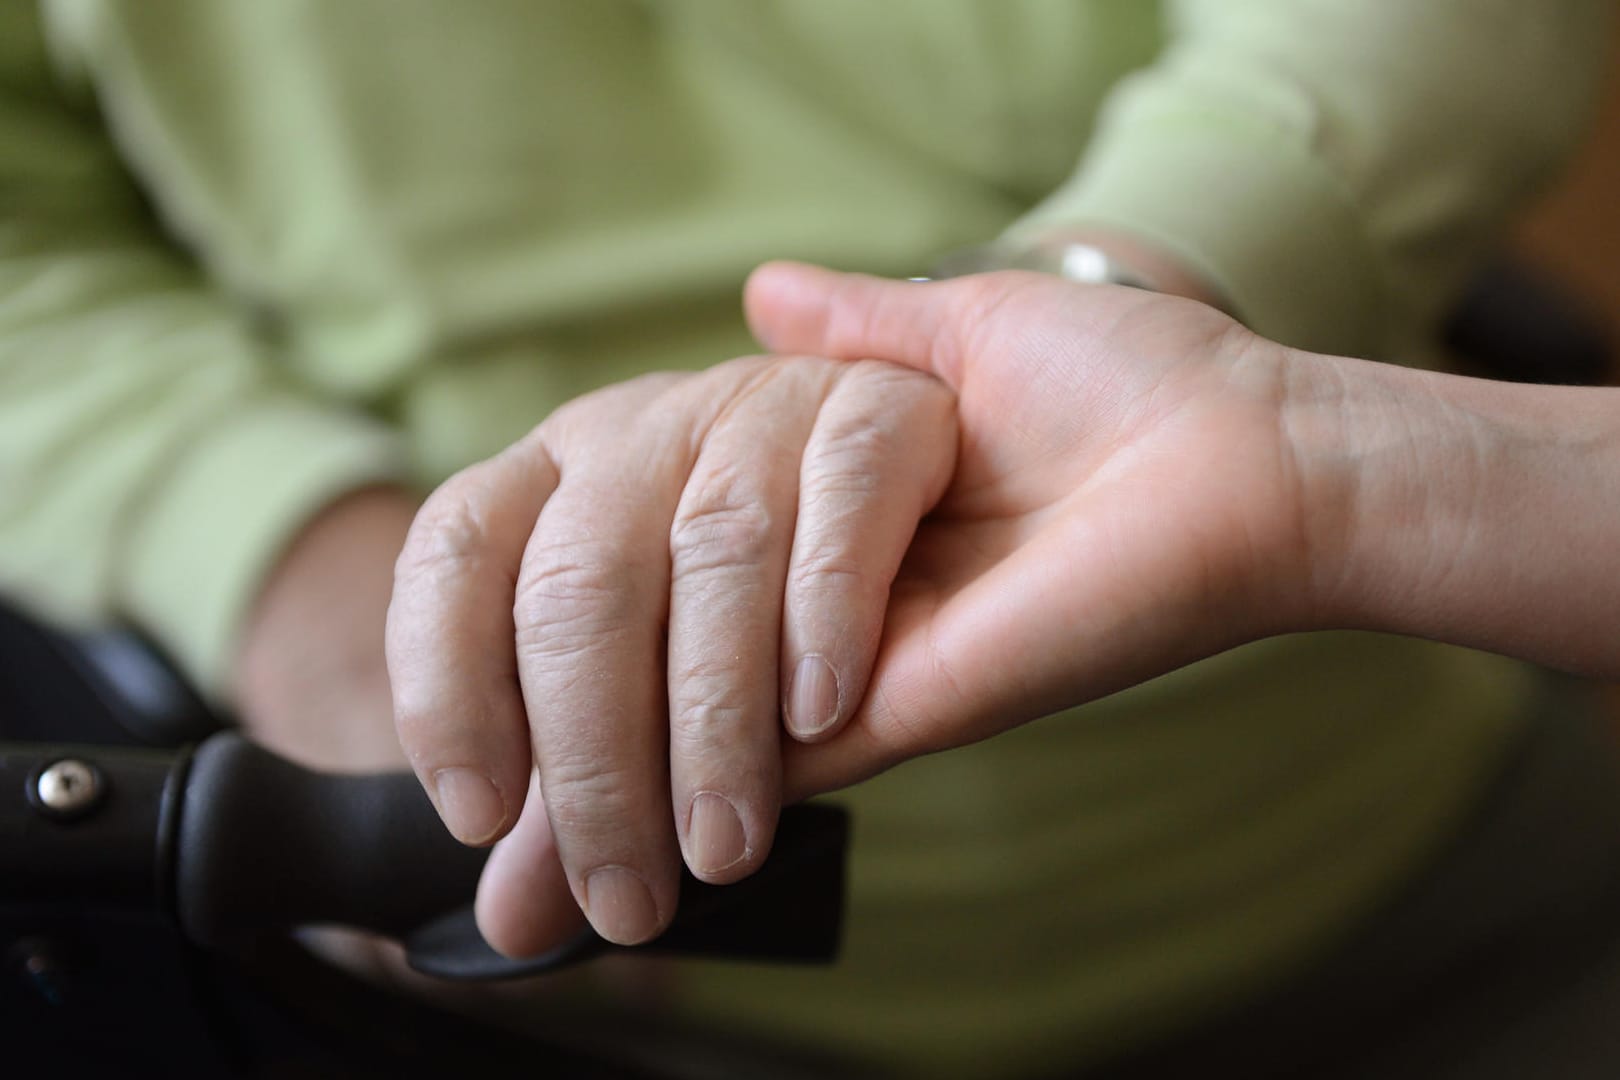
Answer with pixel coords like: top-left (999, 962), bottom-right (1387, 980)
top-left (175, 734), bottom-right (485, 946)
top-left (173, 734), bottom-right (849, 978)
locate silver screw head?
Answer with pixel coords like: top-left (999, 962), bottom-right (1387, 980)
top-left (35, 759), bottom-right (102, 815)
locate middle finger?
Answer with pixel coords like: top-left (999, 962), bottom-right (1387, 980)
top-left (667, 359), bottom-right (834, 883)
top-left (515, 375), bottom-right (695, 946)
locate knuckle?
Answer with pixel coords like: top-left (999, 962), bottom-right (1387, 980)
top-left (395, 466), bottom-right (501, 583)
top-left (797, 438), bottom-right (890, 529)
top-left (667, 688), bottom-right (778, 793)
top-left (801, 457), bottom-right (883, 505)
top-left (789, 542), bottom-right (872, 595)
top-left (669, 695), bottom-right (751, 753)
top-left (392, 683), bottom-right (508, 764)
top-left (389, 668), bottom-right (440, 729)
top-left (701, 353), bottom-right (774, 386)
top-left (846, 356), bottom-right (939, 395)
top-left (668, 655), bottom-right (751, 719)
top-left (543, 759), bottom-right (647, 836)
top-left (810, 423), bottom-right (891, 474)
top-left (670, 471), bottom-right (780, 574)
top-left (512, 542), bottom-right (645, 661)
top-left (391, 694), bottom-right (440, 754)
top-left (549, 371), bottom-right (686, 429)
top-left (809, 410), bottom-right (907, 473)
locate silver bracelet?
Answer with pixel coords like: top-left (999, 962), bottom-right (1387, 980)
top-left (927, 239), bottom-right (1158, 291)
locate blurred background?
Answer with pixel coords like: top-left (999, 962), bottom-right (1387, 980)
top-left (1515, 19), bottom-right (1620, 361)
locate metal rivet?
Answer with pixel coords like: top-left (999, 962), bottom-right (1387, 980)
top-left (35, 759), bottom-right (102, 816)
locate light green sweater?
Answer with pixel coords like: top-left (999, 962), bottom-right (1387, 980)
top-left (1, 1), bottom-right (1611, 1073)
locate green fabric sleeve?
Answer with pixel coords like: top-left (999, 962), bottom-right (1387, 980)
top-left (0, 7), bottom-right (405, 697)
top-left (1009, 0), bottom-right (1616, 357)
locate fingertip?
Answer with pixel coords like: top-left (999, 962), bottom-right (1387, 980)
top-left (746, 262), bottom-right (965, 387)
top-left (682, 791), bottom-right (777, 885)
top-left (745, 258), bottom-right (819, 289)
top-left (744, 260), bottom-right (831, 351)
top-left (686, 790), bottom-right (749, 874)
top-left (580, 865), bottom-right (668, 946)
top-left (474, 789), bottom-right (589, 959)
top-left (430, 766), bottom-right (511, 846)
top-left (745, 259), bottom-right (828, 295)
top-left (475, 864), bottom-right (588, 961)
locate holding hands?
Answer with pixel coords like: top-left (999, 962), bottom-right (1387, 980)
top-left (744, 265), bottom-right (1317, 796)
top-left (393, 261), bottom-right (1620, 958)
top-left (389, 262), bottom-right (1323, 956)
top-left (748, 262), bottom-right (1620, 791)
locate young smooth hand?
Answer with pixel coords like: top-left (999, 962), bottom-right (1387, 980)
top-left (751, 261), bottom-right (1620, 806)
top-left (744, 263), bottom-right (1330, 800)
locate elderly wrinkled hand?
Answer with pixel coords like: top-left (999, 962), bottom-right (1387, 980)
top-left (387, 353), bottom-right (956, 953)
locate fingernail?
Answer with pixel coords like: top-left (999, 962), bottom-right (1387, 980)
top-left (787, 654), bottom-right (841, 740)
top-left (688, 791), bottom-right (749, 876)
top-left (433, 767), bottom-right (506, 845)
top-left (584, 866), bottom-right (661, 945)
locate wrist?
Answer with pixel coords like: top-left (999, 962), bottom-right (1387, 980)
top-left (233, 487), bottom-right (419, 770)
top-left (1270, 359), bottom-right (1574, 654)
top-left (1278, 354), bottom-right (1620, 675)
top-left (1272, 350), bottom-right (1440, 634)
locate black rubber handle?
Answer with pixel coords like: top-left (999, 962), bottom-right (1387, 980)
top-left (174, 734), bottom-right (848, 977)
top-left (404, 800), bottom-right (850, 980)
top-left (176, 735), bottom-right (485, 945)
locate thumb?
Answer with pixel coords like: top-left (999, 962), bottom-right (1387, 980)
top-left (744, 261), bottom-right (974, 389)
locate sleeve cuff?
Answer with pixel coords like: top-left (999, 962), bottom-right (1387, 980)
top-left (1006, 108), bottom-right (1388, 358)
top-left (117, 395), bottom-right (408, 700)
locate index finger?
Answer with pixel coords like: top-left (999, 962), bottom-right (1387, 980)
top-left (387, 438), bottom-right (559, 846)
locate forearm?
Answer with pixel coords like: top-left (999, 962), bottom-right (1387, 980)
top-left (1293, 352), bottom-right (1620, 677)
